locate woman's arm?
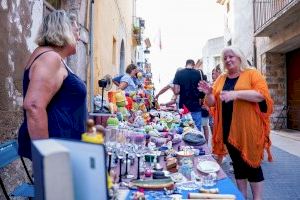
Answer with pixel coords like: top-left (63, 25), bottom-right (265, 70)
top-left (173, 84), bottom-right (180, 95)
top-left (119, 81), bottom-right (128, 90)
top-left (204, 94), bottom-right (215, 107)
top-left (155, 84), bottom-right (172, 99)
top-left (24, 52), bottom-right (66, 139)
top-left (112, 80), bottom-right (120, 87)
top-left (220, 90), bottom-right (265, 103)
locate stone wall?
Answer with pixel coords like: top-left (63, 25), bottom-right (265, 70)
top-left (63, 0), bottom-right (89, 82)
top-left (0, 0), bottom-right (89, 198)
top-left (261, 52), bottom-right (286, 128)
top-left (0, 1), bottom-right (38, 198)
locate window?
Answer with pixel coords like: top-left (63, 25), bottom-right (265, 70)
top-left (43, 0), bottom-right (61, 16)
top-left (214, 56), bottom-right (221, 66)
top-left (119, 40), bottom-right (125, 74)
top-left (112, 37), bottom-right (117, 65)
top-left (46, 0), bottom-right (61, 9)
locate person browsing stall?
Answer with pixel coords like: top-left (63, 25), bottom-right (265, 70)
top-left (119, 64), bottom-right (139, 93)
top-left (18, 10), bottom-right (87, 159)
top-left (173, 59), bottom-right (205, 130)
top-left (155, 67), bottom-right (183, 109)
top-left (194, 59), bottom-right (210, 141)
top-left (208, 65), bottom-right (222, 134)
top-left (198, 46), bottom-right (273, 200)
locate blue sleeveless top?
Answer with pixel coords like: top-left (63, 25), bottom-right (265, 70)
top-left (18, 51), bottom-right (87, 159)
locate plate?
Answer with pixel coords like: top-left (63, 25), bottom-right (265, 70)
top-left (169, 172), bottom-right (187, 183)
top-left (176, 181), bottom-right (202, 191)
top-left (130, 178), bottom-right (174, 190)
top-left (197, 160), bottom-right (220, 173)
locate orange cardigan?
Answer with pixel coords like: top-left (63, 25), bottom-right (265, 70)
top-left (209, 68), bottom-right (273, 167)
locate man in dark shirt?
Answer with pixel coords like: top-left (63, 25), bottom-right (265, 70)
top-left (173, 59), bottom-right (205, 130)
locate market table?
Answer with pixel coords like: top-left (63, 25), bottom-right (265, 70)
top-left (112, 142), bottom-right (244, 200)
top-left (122, 177), bottom-right (244, 199)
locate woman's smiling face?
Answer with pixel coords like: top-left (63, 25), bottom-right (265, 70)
top-left (223, 50), bottom-right (241, 72)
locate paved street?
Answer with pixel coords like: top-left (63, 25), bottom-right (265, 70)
top-left (222, 130), bottom-right (300, 200)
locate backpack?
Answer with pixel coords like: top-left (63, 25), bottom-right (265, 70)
top-left (198, 69), bottom-right (207, 81)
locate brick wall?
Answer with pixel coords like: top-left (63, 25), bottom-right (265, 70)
top-left (262, 52), bottom-right (286, 128)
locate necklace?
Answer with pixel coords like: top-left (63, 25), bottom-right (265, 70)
top-left (227, 71), bottom-right (240, 78)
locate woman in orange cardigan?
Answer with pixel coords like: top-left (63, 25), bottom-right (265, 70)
top-left (198, 46), bottom-right (273, 200)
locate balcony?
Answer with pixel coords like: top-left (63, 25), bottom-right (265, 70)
top-left (254, 0), bottom-right (300, 36)
top-left (132, 17), bottom-right (145, 45)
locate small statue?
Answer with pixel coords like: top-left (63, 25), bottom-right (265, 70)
top-left (81, 119), bottom-right (104, 144)
top-left (115, 91), bottom-right (130, 119)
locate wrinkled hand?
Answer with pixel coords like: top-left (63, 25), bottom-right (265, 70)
top-left (198, 81), bottom-right (213, 94)
top-left (220, 91), bottom-right (237, 103)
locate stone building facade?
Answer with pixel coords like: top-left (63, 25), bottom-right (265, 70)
top-left (217, 0), bottom-right (255, 64)
top-left (92, 0), bottom-right (135, 96)
top-left (254, 0), bottom-right (300, 130)
top-left (0, 0), bottom-right (90, 197)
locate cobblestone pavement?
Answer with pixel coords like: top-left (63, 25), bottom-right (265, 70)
top-left (222, 145), bottom-right (300, 200)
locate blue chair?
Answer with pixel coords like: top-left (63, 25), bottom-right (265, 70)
top-left (0, 140), bottom-right (34, 199)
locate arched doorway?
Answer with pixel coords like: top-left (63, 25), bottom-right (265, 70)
top-left (119, 40), bottom-right (125, 75)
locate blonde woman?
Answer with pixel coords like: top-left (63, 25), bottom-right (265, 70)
top-left (18, 10), bottom-right (86, 159)
top-left (198, 46), bottom-right (273, 200)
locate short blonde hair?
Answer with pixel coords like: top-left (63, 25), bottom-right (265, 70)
top-left (220, 46), bottom-right (252, 72)
top-left (35, 10), bottom-right (77, 47)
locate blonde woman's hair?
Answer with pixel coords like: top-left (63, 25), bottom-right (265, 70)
top-left (220, 46), bottom-right (252, 72)
top-left (35, 10), bottom-right (77, 47)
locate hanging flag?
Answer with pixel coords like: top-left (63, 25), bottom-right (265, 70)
top-left (158, 28), bottom-right (162, 50)
top-left (152, 28), bottom-right (163, 50)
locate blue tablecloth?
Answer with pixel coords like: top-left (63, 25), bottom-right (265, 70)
top-left (126, 177), bottom-right (244, 200)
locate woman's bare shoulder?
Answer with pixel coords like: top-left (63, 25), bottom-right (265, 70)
top-left (29, 49), bottom-right (64, 79)
top-left (26, 48), bottom-right (61, 68)
top-left (34, 50), bottom-right (61, 69)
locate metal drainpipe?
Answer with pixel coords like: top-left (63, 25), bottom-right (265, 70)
top-left (252, 0), bottom-right (257, 68)
top-left (89, 0), bottom-right (95, 113)
top-left (253, 38), bottom-right (257, 67)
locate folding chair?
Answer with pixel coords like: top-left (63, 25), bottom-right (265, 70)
top-left (0, 140), bottom-right (34, 200)
top-left (274, 105), bottom-right (288, 130)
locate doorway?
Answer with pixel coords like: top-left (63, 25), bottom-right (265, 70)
top-left (119, 40), bottom-right (125, 75)
top-left (286, 48), bottom-right (300, 130)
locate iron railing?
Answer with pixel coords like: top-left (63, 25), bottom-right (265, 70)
top-left (254, 0), bottom-right (296, 33)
